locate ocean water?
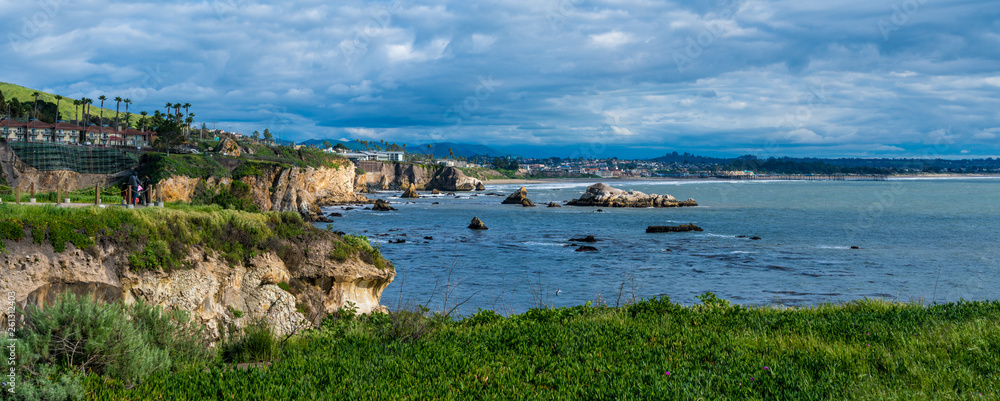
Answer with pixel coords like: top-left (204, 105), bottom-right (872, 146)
top-left (318, 178), bottom-right (1000, 315)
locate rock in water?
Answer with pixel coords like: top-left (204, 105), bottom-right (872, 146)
top-left (475, 182), bottom-right (486, 191)
top-left (567, 183), bottom-right (697, 208)
top-left (431, 189), bottom-right (442, 195)
top-left (378, 175), bottom-right (390, 190)
top-left (547, 202), bottom-right (562, 208)
top-left (426, 167), bottom-right (483, 191)
top-left (468, 217), bottom-right (488, 230)
top-left (569, 235), bottom-right (598, 242)
top-left (522, 198), bottom-right (536, 207)
top-left (401, 183), bottom-right (419, 198)
top-left (575, 246), bottom-right (599, 252)
top-left (646, 224), bottom-right (703, 233)
top-left (372, 199), bottom-right (396, 211)
top-left (502, 187), bottom-right (534, 205)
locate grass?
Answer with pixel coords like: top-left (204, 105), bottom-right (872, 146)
top-left (0, 204), bottom-right (390, 272)
top-left (0, 185), bottom-right (124, 204)
top-left (84, 296), bottom-right (1000, 400)
top-left (0, 82), bottom-right (120, 123)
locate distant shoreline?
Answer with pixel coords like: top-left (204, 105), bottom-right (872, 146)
top-left (483, 173), bottom-right (1000, 185)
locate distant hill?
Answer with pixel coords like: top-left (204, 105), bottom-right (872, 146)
top-left (414, 143), bottom-right (501, 158)
top-left (652, 152), bottom-right (733, 164)
top-left (0, 82), bottom-right (121, 123)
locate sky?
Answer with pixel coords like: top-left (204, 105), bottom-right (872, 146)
top-left (2, 0), bottom-right (999, 159)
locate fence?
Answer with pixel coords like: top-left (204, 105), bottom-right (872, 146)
top-left (7, 141), bottom-right (140, 174)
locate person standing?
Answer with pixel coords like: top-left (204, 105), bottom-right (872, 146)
top-left (142, 175), bottom-right (152, 205)
top-left (128, 173), bottom-right (140, 205)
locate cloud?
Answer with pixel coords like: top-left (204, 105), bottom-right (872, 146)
top-left (2, 0), bottom-right (998, 158)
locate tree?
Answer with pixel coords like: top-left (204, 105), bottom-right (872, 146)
top-left (0, 90), bottom-right (5, 117)
top-left (98, 95), bottom-right (106, 126)
top-left (73, 99), bottom-right (80, 123)
top-left (182, 103), bottom-right (191, 133)
top-left (123, 98), bottom-right (132, 130)
top-left (448, 148), bottom-right (454, 159)
top-left (114, 97), bottom-right (123, 131)
top-left (32, 91), bottom-right (40, 120)
top-left (164, 102), bottom-right (171, 118)
top-left (323, 140), bottom-right (331, 149)
top-left (54, 95), bottom-right (62, 121)
top-left (252, 130), bottom-right (260, 142)
top-left (139, 111), bottom-right (148, 131)
top-left (333, 143), bottom-right (349, 152)
top-left (263, 129), bottom-right (272, 143)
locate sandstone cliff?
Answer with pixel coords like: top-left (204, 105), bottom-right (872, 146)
top-left (0, 208), bottom-right (394, 340)
top-left (157, 163), bottom-right (369, 221)
top-left (0, 140), bottom-right (118, 192)
top-left (354, 163), bottom-right (484, 192)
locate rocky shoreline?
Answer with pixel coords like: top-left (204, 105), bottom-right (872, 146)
top-left (567, 183), bottom-right (697, 208)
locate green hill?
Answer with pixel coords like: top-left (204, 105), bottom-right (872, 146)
top-left (0, 82), bottom-right (134, 124)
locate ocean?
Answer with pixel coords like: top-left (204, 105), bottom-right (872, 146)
top-left (319, 178), bottom-right (1000, 316)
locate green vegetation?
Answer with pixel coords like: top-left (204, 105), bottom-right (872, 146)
top-left (0, 185), bottom-right (124, 205)
top-left (0, 204), bottom-right (390, 273)
top-left (0, 82), bottom-right (117, 123)
top-left (137, 152), bottom-right (228, 182)
top-left (3, 293), bottom-right (211, 400)
top-left (77, 295), bottom-right (999, 399)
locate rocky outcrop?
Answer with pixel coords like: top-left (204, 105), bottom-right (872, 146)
top-left (425, 167), bottom-right (483, 192)
top-left (401, 183), bottom-right (419, 198)
top-left (646, 224), bottom-right (703, 233)
top-left (159, 162), bottom-right (370, 221)
top-left (0, 230), bottom-right (394, 341)
top-left (475, 182), bottom-right (486, 191)
top-left (522, 199), bottom-right (536, 207)
top-left (547, 202), bottom-right (562, 208)
top-left (569, 235), bottom-right (598, 243)
top-left (468, 217), bottom-right (488, 230)
top-left (214, 138), bottom-right (242, 157)
top-left (502, 187), bottom-right (534, 205)
top-left (372, 199), bottom-right (396, 211)
top-left (567, 183), bottom-right (697, 208)
top-left (575, 246), bottom-right (599, 252)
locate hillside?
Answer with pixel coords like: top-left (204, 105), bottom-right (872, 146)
top-left (0, 82), bottom-right (131, 123)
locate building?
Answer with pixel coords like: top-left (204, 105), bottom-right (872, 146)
top-left (0, 119), bottom-right (27, 141)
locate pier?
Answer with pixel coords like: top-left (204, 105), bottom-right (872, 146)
top-left (713, 174), bottom-right (888, 181)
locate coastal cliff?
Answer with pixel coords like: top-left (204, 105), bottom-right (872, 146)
top-left (0, 206), bottom-right (394, 340)
top-left (0, 140), bottom-right (118, 192)
top-left (353, 162), bottom-right (483, 192)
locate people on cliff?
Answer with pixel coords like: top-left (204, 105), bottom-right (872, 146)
top-left (142, 175), bottom-right (152, 205)
top-left (128, 173), bottom-right (141, 205)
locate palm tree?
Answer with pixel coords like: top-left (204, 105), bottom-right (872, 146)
top-left (164, 102), bottom-right (171, 118)
top-left (123, 98), bottom-right (132, 130)
top-left (173, 103), bottom-right (181, 123)
top-left (182, 103), bottom-right (191, 134)
top-left (73, 99), bottom-right (80, 124)
top-left (54, 95), bottom-right (62, 121)
top-left (114, 97), bottom-right (122, 131)
top-left (140, 111), bottom-right (148, 131)
top-left (31, 91), bottom-right (40, 120)
top-left (97, 95), bottom-right (106, 127)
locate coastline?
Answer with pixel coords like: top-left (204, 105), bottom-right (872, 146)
top-left (483, 173), bottom-right (1000, 185)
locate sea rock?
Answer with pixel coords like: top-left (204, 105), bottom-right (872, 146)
top-left (389, 239), bottom-right (406, 244)
top-left (431, 189), bottom-right (442, 195)
top-left (475, 182), bottom-right (486, 191)
top-left (401, 183), bottom-right (419, 198)
top-left (569, 235), bottom-right (598, 243)
top-left (372, 199), bottom-right (396, 211)
top-left (851, 246), bottom-right (861, 249)
top-left (328, 212), bottom-right (343, 217)
top-left (426, 167), bottom-right (483, 192)
top-left (378, 175), bottom-right (390, 190)
top-left (575, 246), bottom-right (599, 252)
top-left (646, 224), bottom-right (703, 233)
top-left (522, 199), bottom-right (536, 207)
top-left (468, 217), bottom-right (488, 230)
top-left (750, 236), bottom-right (762, 240)
top-left (547, 202), bottom-right (562, 208)
top-left (502, 187), bottom-right (534, 205)
top-left (567, 183), bottom-right (697, 208)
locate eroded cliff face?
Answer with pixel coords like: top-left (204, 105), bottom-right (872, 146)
top-left (0, 231), bottom-right (394, 340)
top-left (158, 163), bottom-right (369, 220)
top-left (0, 141), bottom-right (116, 192)
top-left (354, 163), bottom-right (483, 192)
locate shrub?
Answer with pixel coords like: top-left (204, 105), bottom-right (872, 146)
top-left (220, 319), bottom-right (278, 363)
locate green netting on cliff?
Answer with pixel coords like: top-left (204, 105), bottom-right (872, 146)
top-left (8, 141), bottom-right (140, 174)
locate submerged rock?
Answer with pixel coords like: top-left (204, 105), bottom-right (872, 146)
top-left (567, 183), bottom-right (697, 208)
top-left (575, 246), bottom-right (599, 252)
top-left (750, 236), bottom-right (762, 240)
top-left (372, 199), bottom-right (396, 211)
top-left (646, 224), bottom-right (703, 233)
top-left (468, 217), bottom-right (488, 230)
top-left (547, 202), bottom-right (562, 208)
top-left (569, 235), bottom-right (599, 243)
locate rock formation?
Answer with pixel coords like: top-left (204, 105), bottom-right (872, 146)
top-left (567, 183), bottom-right (697, 208)
top-left (426, 167), bottom-right (483, 192)
top-left (547, 202), bottom-right (562, 208)
top-left (521, 199), bottom-right (536, 207)
top-left (569, 235), bottom-right (599, 243)
top-left (431, 189), bottom-right (442, 195)
top-left (468, 217), bottom-right (488, 230)
top-left (575, 246), bottom-right (599, 252)
top-left (475, 182), bottom-right (486, 191)
top-left (646, 224), bottom-right (703, 233)
top-left (401, 183), bottom-right (419, 198)
top-left (502, 187), bottom-right (534, 205)
top-left (214, 138), bottom-right (242, 157)
top-left (372, 199), bottom-right (396, 211)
